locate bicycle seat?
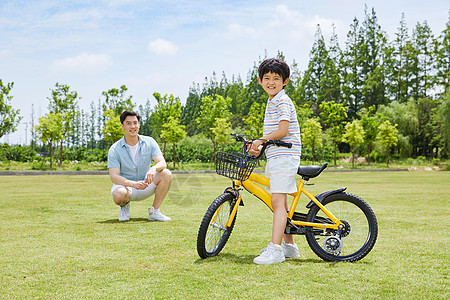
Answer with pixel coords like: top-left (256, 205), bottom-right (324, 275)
top-left (297, 163), bottom-right (328, 179)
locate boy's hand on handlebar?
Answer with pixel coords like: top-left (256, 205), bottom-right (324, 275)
top-left (249, 139), bottom-right (264, 156)
top-left (249, 146), bottom-right (262, 156)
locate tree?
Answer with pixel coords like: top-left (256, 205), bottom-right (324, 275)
top-left (0, 80), bottom-right (22, 140)
top-left (417, 97), bottom-right (441, 158)
top-left (47, 83), bottom-right (80, 165)
top-left (34, 113), bottom-right (65, 168)
top-left (437, 88), bottom-right (450, 157)
top-left (138, 99), bottom-right (153, 137)
top-left (198, 94), bottom-right (231, 138)
top-left (296, 103), bottom-right (313, 127)
top-left (151, 93), bottom-right (182, 155)
top-left (181, 84), bottom-right (203, 135)
top-left (102, 110), bottom-right (123, 144)
top-left (377, 120), bottom-right (398, 167)
top-left (387, 13), bottom-right (412, 103)
top-left (299, 25), bottom-right (340, 108)
top-left (152, 93), bottom-right (182, 136)
top-left (244, 102), bottom-right (265, 139)
top-left (210, 118), bottom-right (232, 155)
top-left (160, 116), bottom-right (186, 168)
top-left (319, 101), bottom-right (348, 166)
top-left (301, 118), bottom-right (323, 163)
top-left (410, 22), bottom-right (435, 100)
top-left (341, 18), bottom-right (364, 118)
top-left (198, 94), bottom-right (232, 158)
top-left (434, 12), bottom-right (450, 94)
top-left (358, 105), bottom-right (384, 164)
top-left (101, 85), bottom-right (135, 116)
top-left (359, 6), bottom-right (389, 110)
top-left (377, 99), bottom-right (418, 157)
top-left (343, 120), bottom-right (365, 168)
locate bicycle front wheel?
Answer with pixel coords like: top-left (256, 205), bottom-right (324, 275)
top-left (305, 193), bottom-right (378, 262)
top-left (197, 192), bottom-right (237, 258)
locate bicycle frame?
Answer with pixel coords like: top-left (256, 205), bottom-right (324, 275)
top-left (225, 171), bottom-right (344, 231)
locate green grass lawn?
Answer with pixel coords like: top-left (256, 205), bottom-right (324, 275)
top-left (1, 171), bottom-right (449, 299)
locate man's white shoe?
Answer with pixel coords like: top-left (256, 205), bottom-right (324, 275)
top-left (148, 207), bottom-right (171, 221)
top-left (282, 241), bottom-right (300, 258)
top-left (253, 242), bottom-right (285, 265)
top-left (119, 202), bottom-right (130, 221)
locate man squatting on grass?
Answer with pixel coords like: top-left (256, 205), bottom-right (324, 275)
top-left (107, 110), bottom-right (172, 222)
top-left (249, 58), bottom-right (302, 265)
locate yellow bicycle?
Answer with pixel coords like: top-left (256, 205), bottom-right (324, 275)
top-left (197, 133), bottom-right (378, 262)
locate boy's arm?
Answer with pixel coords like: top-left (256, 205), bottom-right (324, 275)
top-left (251, 120), bottom-right (289, 153)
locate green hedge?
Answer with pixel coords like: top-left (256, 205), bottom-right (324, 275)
top-left (0, 144), bottom-right (38, 162)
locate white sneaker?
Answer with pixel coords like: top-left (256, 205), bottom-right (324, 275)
top-left (119, 202), bottom-right (130, 221)
top-left (148, 207), bottom-right (171, 222)
top-left (253, 242), bottom-right (285, 265)
top-left (282, 241), bottom-right (300, 258)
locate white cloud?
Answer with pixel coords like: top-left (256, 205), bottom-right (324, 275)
top-left (227, 23), bottom-right (257, 38)
top-left (0, 49), bottom-right (12, 56)
top-left (147, 39), bottom-right (179, 56)
top-left (50, 52), bottom-right (113, 74)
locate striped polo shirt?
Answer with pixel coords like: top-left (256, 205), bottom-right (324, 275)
top-left (263, 89), bottom-right (302, 160)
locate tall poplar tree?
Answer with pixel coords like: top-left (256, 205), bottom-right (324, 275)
top-left (388, 13), bottom-right (411, 102)
top-left (0, 80), bottom-right (22, 140)
top-left (359, 6), bottom-right (389, 110)
top-left (300, 25), bottom-right (339, 107)
top-left (48, 83), bottom-right (80, 165)
top-left (410, 22), bottom-right (435, 99)
top-left (341, 18), bottom-right (363, 119)
top-left (435, 12), bottom-right (450, 94)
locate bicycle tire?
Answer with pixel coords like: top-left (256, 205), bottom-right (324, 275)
top-left (305, 193), bottom-right (378, 262)
top-left (197, 192), bottom-right (237, 258)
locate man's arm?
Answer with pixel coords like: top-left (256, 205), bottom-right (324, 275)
top-left (109, 168), bottom-right (148, 190)
top-left (144, 154), bottom-right (167, 184)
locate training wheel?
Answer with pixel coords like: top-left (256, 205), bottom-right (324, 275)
top-left (323, 236), bottom-right (342, 254)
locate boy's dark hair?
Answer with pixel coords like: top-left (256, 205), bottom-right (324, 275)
top-left (258, 58), bottom-right (290, 82)
top-left (120, 110), bottom-right (141, 124)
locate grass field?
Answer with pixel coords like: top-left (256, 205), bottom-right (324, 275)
top-left (1, 171), bottom-right (449, 299)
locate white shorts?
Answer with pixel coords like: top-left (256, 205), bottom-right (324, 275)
top-left (265, 156), bottom-right (300, 194)
top-left (111, 182), bottom-right (157, 201)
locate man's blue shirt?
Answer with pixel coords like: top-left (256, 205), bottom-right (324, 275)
top-left (107, 135), bottom-right (162, 181)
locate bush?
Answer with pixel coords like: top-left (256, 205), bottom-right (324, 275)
top-left (62, 147), bottom-right (108, 162)
top-left (0, 144), bottom-right (37, 162)
top-left (301, 144), bottom-right (333, 163)
top-left (165, 135), bottom-right (214, 163)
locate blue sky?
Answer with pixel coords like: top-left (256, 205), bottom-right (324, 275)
top-left (1, 0), bottom-right (449, 144)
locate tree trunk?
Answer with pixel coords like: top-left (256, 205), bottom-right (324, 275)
top-left (172, 143), bottom-right (176, 169)
top-left (351, 149), bottom-right (355, 169)
top-left (49, 142), bottom-right (53, 169)
top-left (333, 142), bottom-right (337, 166)
top-left (59, 140), bottom-right (63, 167)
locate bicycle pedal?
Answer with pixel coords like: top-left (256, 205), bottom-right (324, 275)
top-left (285, 226), bottom-right (306, 235)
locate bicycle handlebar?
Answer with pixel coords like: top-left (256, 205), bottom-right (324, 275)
top-left (231, 133), bottom-right (292, 159)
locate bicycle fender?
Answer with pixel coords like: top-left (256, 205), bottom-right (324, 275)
top-left (305, 187), bottom-right (347, 209)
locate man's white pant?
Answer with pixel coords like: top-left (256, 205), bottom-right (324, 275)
top-left (111, 183), bottom-right (157, 201)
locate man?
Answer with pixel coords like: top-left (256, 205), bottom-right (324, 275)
top-left (107, 110), bottom-right (172, 221)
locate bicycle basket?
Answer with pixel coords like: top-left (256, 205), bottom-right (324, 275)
top-left (215, 151), bottom-right (257, 181)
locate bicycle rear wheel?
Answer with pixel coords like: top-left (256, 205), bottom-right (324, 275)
top-left (197, 192), bottom-right (237, 258)
top-left (305, 193), bottom-right (378, 262)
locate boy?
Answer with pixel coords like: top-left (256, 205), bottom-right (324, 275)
top-left (250, 58), bottom-right (302, 265)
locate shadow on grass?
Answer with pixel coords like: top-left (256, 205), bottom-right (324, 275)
top-left (97, 218), bottom-right (150, 224)
top-left (194, 253), bottom-right (325, 265)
